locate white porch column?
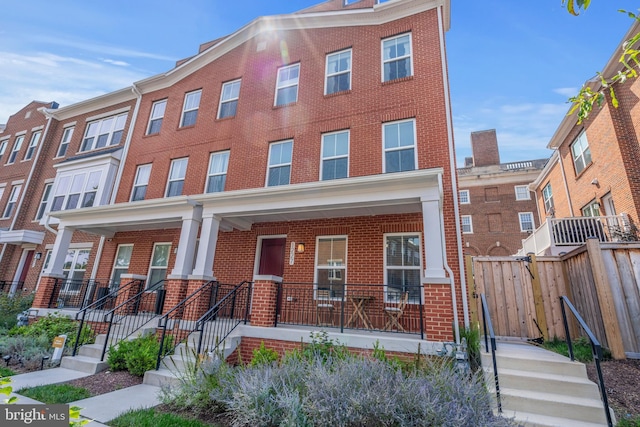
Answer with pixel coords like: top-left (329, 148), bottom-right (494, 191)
top-left (169, 206), bottom-right (202, 279)
top-left (43, 226), bottom-right (74, 277)
top-left (421, 197), bottom-right (447, 279)
top-left (189, 214), bottom-right (220, 280)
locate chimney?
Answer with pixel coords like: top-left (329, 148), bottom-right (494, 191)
top-left (464, 157), bottom-right (473, 167)
top-left (470, 129), bottom-right (500, 167)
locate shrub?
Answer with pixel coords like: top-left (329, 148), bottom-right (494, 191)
top-left (0, 334), bottom-right (51, 370)
top-left (459, 323), bottom-right (482, 371)
top-left (0, 293), bottom-right (34, 329)
top-left (8, 313), bottom-right (94, 349)
top-left (250, 342), bottom-right (279, 367)
top-left (108, 334), bottom-right (173, 377)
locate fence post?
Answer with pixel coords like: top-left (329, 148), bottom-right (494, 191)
top-left (585, 238), bottom-right (626, 359)
top-left (465, 255), bottom-right (478, 325)
top-left (529, 254), bottom-right (548, 341)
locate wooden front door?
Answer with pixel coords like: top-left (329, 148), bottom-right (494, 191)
top-left (258, 238), bottom-right (286, 277)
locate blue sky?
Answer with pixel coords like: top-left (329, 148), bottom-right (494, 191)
top-left (0, 1), bottom-right (635, 165)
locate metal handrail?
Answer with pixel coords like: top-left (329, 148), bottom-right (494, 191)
top-left (480, 293), bottom-right (501, 413)
top-left (559, 296), bottom-right (613, 427)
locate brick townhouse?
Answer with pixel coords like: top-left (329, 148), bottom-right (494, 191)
top-left (3, 0), bottom-right (468, 353)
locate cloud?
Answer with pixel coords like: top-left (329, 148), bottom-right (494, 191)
top-left (553, 87), bottom-right (579, 97)
top-left (102, 59), bottom-right (130, 67)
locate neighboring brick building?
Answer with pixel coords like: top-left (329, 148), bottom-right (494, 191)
top-left (457, 130), bottom-right (547, 256)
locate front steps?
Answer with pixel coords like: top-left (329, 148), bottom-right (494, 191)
top-left (482, 342), bottom-right (613, 427)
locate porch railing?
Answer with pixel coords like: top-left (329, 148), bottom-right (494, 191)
top-left (276, 282), bottom-right (424, 339)
top-left (480, 293), bottom-right (501, 413)
top-left (0, 280), bottom-right (25, 295)
top-left (48, 278), bottom-right (108, 309)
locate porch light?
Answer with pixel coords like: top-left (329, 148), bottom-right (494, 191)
top-left (296, 242), bottom-right (305, 253)
top-left (35, 252), bottom-right (42, 260)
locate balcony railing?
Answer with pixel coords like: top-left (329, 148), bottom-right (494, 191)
top-left (520, 214), bottom-right (637, 255)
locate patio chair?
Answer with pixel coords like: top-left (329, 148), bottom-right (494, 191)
top-left (384, 292), bottom-right (408, 332)
top-left (316, 289), bottom-right (335, 326)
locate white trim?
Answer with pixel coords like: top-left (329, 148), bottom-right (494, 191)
top-left (461, 215), bottom-right (473, 234)
top-left (518, 212), bottom-right (535, 232)
top-left (274, 64), bottom-right (300, 107)
top-left (381, 32), bottom-right (413, 82)
top-left (147, 242), bottom-right (172, 288)
top-left (45, 242), bottom-right (94, 250)
top-left (146, 99), bottom-right (167, 135)
top-left (217, 79), bottom-right (242, 119)
top-left (324, 48), bottom-right (352, 95)
top-left (458, 189), bottom-right (470, 204)
top-left (166, 158), bottom-right (189, 197)
top-left (266, 140), bottom-right (293, 187)
top-left (514, 185), bottom-right (530, 201)
top-left (320, 129), bottom-right (350, 180)
top-left (131, 164), bottom-right (152, 201)
top-left (85, 106), bottom-right (131, 123)
top-left (205, 150), bottom-right (230, 193)
top-left (180, 90), bottom-right (202, 127)
top-left (382, 118), bottom-right (417, 173)
top-left (111, 244), bottom-right (134, 284)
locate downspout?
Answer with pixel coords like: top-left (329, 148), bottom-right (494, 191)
top-left (437, 6), bottom-right (468, 343)
top-left (439, 174), bottom-right (461, 344)
top-left (558, 151), bottom-right (574, 216)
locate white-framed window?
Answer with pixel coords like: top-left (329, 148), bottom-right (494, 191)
top-left (2, 184), bottom-right (21, 218)
top-left (321, 130), bottom-right (349, 180)
top-left (35, 183), bottom-right (53, 220)
top-left (383, 118), bottom-right (416, 173)
top-left (60, 248), bottom-right (90, 294)
top-left (50, 170), bottom-right (102, 211)
top-left (0, 187), bottom-right (5, 214)
top-left (315, 236), bottom-right (347, 299)
top-left (180, 90), bottom-right (201, 127)
top-left (24, 131), bottom-right (41, 161)
top-left (111, 244), bottom-right (133, 286)
top-left (275, 64), bottom-right (300, 106)
top-left (515, 185), bottom-right (530, 201)
top-left (325, 49), bottom-right (351, 95)
top-left (582, 201), bottom-right (601, 217)
top-left (131, 164), bottom-right (152, 201)
top-left (80, 113), bottom-right (127, 152)
top-left (461, 215), bottom-right (473, 234)
top-left (459, 190), bottom-right (470, 204)
top-left (382, 33), bottom-right (412, 82)
top-left (542, 183), bottom-right (554, 214)
top-left (57, 127), bottom-right (74, 157)
top-left (344, 0), bottom-right (361, 5)
top-left (7, 136), bottom-right (24, 164)
top-left (384, 233), bottom-right (422, 304)
top-left (166, 158), bottom-right (188, 197)
top-left (147, 100), bottom-right (167, 135)
top-left (217, 80), bottom-right (241, 119)
top-left (148, 243), bottom-right (171, 288)
top-left (267, 140), bottom-right (293, 186)
top-left (571, 131), bottom-right (592, 175)
top-left (519, 212), bottom-right (534, 232)
top-left (0, 140), bottom-right (8, 163)
top-left (206, 151), bottom-right (230, 193)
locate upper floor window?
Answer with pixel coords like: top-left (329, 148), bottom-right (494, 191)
top-left (131, 164), bottom-right (152, 202)
top-left (519, 212), bottom-right (534, 232)
top-left (515, 185), bottom-right (530, 201)
top-left (81, 113), bottom-right (127, 152)
top-left (206, 151), bottom-right (229, 193)
top-left (218, 80), bottom-right (241, 119)
top-left (180, 90), bottom-right (201, 127)
top-left (35, 182), bottom-right (53, 220)
top-left (459, 190), bottom-right (470, 204)
top-left (321, 130), bottom-right (349, 180)
top-left (582, 200), bottom-right (601, 217)
top-left (166, 158), bottom-right (188, 197)
top-left (343, 0), bottom-right (361, 5)
top-left (325, 49), bottom-right (351, 95)
top-left (147, 100), bottom-right (167, 135)
top-left (275, 64), bottom-right (300, 106)
top-left (383, 119), bottom-right (416, 173)
top-left (51, 170), bottom-right (102, 211)
top-left (267, 140), bottom-right (293, 186)
top-left (57, 127), bottom-right (74, 158)
top-left (382, 33), bottom-right (412, 82)
top-left (7, 136), bottom-right (24, 164)
top-left (24, 131), bottom-right (41, 161)
top-left (461, 215), bottom-right (473, 233)
top-left (571, 131), bottom-right (592, 175)
top-left (2, 184), bottom-right (21, 218)
top-left (0, 140), bottom-right (8, 163)
top-left (542, 183), bottom-right (554, 214)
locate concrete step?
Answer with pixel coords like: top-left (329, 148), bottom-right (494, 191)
top-left (481, 348), bottom-right (587, 377)
top-left (502, 410), bottom-right (611, 427)
top-left (78, 343), bottom-right (105, 359)
top-left (143, 368), bottom-right (180, 387)
top-left (60, 355), bottom-right (108, 374)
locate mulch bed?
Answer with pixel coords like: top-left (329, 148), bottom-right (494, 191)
top-left (586, 358), bottom-right (640, 419)
top-left (65, 370), bottom-right (142, 396)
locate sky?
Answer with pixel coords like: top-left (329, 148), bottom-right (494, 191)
top-left (0, 0), bottom-right (636, 166)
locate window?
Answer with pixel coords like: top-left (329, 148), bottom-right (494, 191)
top-left (542, 183), bottom-right (554, 214)
top-left (218, 80), bottom-right (241, 119)
top-left (383, 119), bottom-right (416, 173)
top-left (461, 215), bottom-right (473, 233)
top-left (180, 90), bottom-right (201, 127)
top-left (515, 185), bottom-right (530, 201)
top-left (24, 131), bottom-right (41, 160)
top-left (60, 249), bottom-right (90, 294)
top-left (275, 64), bottom-right (300, 106)
top-left (582, 201), bottom-right (601, 217)
top-left (57, 127), bottom-right (74, 157)
top-left (147, 100), bottom-right (166, 135)
top-left (0, 187), bottom-right (4, 212)
top-left (267, 140), bottom-right (293, 186)
top-left (80, 113), bottom-right (127, 152)
top-left (325, 49), bottom-right (351, 95)
top-left (51, 171), bottom-right (102, 211)
top-left (35, 183), bottom-right (53, 220)
top-left (316, 236), bottom-right (347, 299)
top-left (0, 140), bottom-right (7, 163)
top-left (111, 244), bottom-right (133, 286)
top-left (7, 136), bottom-right (24, 164)
top-left (131, 164), bottom-right (152, 201)
top-left (385, 234), bottom-right (421, 303)
top-left (166, 158), bottom-right (188, 197)
top-left (206, 151), bottom-right (229, 193)
top-left (344, 0), bottom-right (361, 4)
top-left (382, 33), bottom-right (412, 82)
top-left (571, 131), bottom-right (592, 174)
top-left (2, 185), bottom-right (21, 218)
top-left (148, 243), bottom-right (171, 288)
top-left (519, 212), bottom-right (534, 232)
top-left (459, 190), bottom-right (470, 204)
top-left (321, 130), bottom-right (349, 180)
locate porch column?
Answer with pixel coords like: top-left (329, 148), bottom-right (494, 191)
top-left (43, 226), bottom-right (74, 277)
top-left (189, 214), bottom-right (220, 280)
top-left (169, 206), bottom-right (202, 279)
top-left (250, 276), bottom-right (281, 327)
top-left (421, 197), bottom-right (446, 279)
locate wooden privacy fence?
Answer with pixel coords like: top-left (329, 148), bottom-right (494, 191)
top-left (468, 238), bottom-right (640, 359)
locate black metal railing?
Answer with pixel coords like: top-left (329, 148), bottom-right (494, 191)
top-left (480, 293), bottom-right (501, 414)
top-left (47, 278), bottom-right (110, 309)
top-left (71, 278), bottom-right (146, 356)
top-left (99, 280), bottom-right (166, 360)
top-left (276, 282), bottom-right (424, 339)
top-left (0, 280), bottom-right (25, 294)
top-left (560, 296), bottom-right (613, 427)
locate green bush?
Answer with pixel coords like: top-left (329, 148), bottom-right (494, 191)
top-left (108, 334), bottom-right (173, 377)
top-left (459, 323), bottom-right (482, 371)
top-left (0, 293), bottom-right (34, 329)
top-left (0, 334), bottom-right (51, 371)
top-left (8, 313), bottom-right (94, 349)
top-left (250, 341), bottom-right (279, 367)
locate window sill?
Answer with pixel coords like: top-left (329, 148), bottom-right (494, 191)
top-left (382, 75), bottom-right (414, 86)
top-left (176, 124), bottom-right (196, 131)
top-left (142, 133), bottom-right (161, 139)
top-left (215, 115), bottom-right (236, 122)
top-left (574, 161), bottom-right (594, 180)
top-left (324, 90), bottom-right (351, 99)
top-left (273, 102), bottom-right (297, 110)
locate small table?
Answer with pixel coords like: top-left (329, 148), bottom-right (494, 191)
top-left (346, 295), bottom-right (374, 329)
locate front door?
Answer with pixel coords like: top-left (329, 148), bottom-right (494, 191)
top-left (258, 238), bottom-right (286, 277)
